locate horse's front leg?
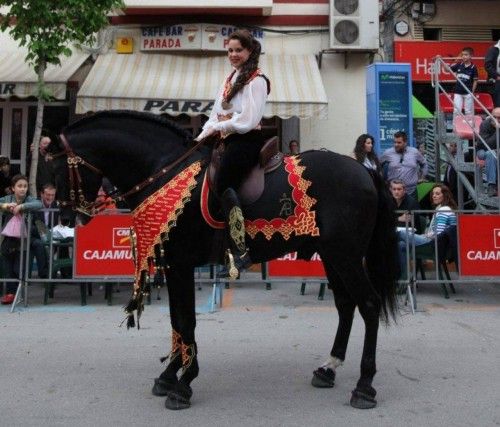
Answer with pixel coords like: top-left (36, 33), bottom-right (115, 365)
top-left (159, 263), bottom-right (199, 410)
top-left (152, 307), bottom-right (183, 397)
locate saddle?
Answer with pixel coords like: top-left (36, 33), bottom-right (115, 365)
top-left (208, 136), bottom-right (283, 205)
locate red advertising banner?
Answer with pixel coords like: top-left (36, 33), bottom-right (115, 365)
top-left (74, 214), bottom-right (134, 277)
top-left (458, 214), bottom-right (500, 276)
top-left (394, 41), bottom-right (493, 82)
top-left (268, 252), bottom-right (326, 278)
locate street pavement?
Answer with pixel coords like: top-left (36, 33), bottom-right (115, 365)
top-left (2, 275), bottom-right (500, 427)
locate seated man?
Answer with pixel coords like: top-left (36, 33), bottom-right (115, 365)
top-left (477, 107), bottom-right (500, 197)
top-left (31, 183), bottom-right (70, 279)
top-left (390, 179), bottom-right (423, 233)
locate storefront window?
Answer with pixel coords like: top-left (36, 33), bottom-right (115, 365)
top-left (10, 108), bottom-right (23, 161)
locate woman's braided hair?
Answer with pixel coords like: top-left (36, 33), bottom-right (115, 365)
top-left (224, 29), bottom-right (262, 103)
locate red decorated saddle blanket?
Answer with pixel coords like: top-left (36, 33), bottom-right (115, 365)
top-left (200, 155), bottom-right (319, 241)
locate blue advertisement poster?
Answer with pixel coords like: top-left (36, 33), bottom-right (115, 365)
top-left (378, 71), bottom-right (410, 152)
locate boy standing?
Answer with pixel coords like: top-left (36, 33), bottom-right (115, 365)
top-left (450, 47), bottom-right (478, 119)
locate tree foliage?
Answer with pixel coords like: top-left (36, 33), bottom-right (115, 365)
top-left (0, 0), bottom-right (123, 194)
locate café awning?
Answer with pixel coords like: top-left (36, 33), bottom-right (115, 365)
top-left (0, 50), bottom-right (90, 100)
top-left (76, 53), bottom-right (328, 119)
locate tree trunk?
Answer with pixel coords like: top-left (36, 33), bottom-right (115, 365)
top-left (29, 60), bottom-right (46, 197)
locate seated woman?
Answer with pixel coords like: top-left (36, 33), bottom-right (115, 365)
top-left (397, 183), bottom-right (457, 274)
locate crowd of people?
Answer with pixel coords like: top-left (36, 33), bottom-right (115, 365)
top-left (0, 140), bottom-right (122, 304)
top-left (1, 34), bottom-right (498, 302)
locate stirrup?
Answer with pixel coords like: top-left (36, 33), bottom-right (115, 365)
top-left (217, 250), bottom-right (251, 279)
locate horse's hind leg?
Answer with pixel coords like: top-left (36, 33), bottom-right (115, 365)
top-left (312, 261), bottom-right (356, 388)
top-left (157, 264), bottom-right (199, 410)
top-left (347, 263), bottom-right (381, 409)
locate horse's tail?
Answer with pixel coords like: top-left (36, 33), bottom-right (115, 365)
top-left (365, 171), bottom-right (399, 323)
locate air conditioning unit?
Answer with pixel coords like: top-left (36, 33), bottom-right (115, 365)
top-left (329, 0), bottom-right (379, 51)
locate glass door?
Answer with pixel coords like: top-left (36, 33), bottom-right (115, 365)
top-left (0, 104), bottom-right (29, 175)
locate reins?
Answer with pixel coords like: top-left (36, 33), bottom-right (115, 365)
top-left (54, 132), bottom-right (208, 216)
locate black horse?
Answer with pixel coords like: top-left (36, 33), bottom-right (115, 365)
top-left (48, 111), bottom-right (398, 410)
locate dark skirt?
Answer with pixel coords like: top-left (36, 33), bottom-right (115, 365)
top-left (216, 129), bottom-right (266, 195)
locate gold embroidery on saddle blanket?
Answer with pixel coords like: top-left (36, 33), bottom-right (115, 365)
top-left (245, 156), bottom-right (319, 240)
top-left (131, 161), bottom-right (202, 290)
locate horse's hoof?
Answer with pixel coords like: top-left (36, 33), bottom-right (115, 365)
top-left (311, 367), bottom-right (335, 388)
top-left (350, 389), bottom-right (377, 409)
top-left (152, 377), bottom-right (176, 396)
top-left (164, 381), bottom-right (193, 410)
top-left (165, 395), bottom-right (191, 410)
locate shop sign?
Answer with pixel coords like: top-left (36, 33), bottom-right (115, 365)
top-left (0, 83), bottom-right (16, 95)
top-left (74, 214), bottom-right (134, 277)
top-left (141, 24), bottom-right (264, 52)
top-left (143, 99), bottom-right (213, 114)
top-left (458, 214), bottom-right (500, 276)
top-left (394, 41), bottom-right (492, 82)
top-left (268, 252), bottom-right (326, 278)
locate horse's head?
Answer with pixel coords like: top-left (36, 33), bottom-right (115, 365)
top-left (46, 133), bottom-right (104, 224)
top-left (46, 110), bottom-right (205, 222)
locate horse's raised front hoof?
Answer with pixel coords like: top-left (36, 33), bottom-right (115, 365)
top-left (311, 367), bottom-right (335, 388)
top-left (164, 381), bottom-right (193, 410)
top-left (350, 388), bottom-right (377, 409)
top-left (152, 377), bottom-right (177, 397)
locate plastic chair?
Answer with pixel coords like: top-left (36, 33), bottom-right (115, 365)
top-left (453, 115), bottom-right (482, 139)
top-left (439, 93), bottom-right (455, 113)
top-left (415, 225), bottom-right (458, 298)
top-left (474, 92), bottom-right (494, 114)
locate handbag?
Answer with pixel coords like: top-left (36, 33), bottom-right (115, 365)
top-left (1, 214), bottom-right (27, 238)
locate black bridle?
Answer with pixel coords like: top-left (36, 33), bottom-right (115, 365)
top-left (52, 132), bottom-right (208, 216)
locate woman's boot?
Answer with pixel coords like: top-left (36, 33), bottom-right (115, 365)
top-left (217, 188), bottom-right (252, 278)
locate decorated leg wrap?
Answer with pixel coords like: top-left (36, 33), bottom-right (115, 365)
top-left (160, 329), bottom-right (183, 364)
top-left (181, 343), bottom-right (197, 372)
top-left (180, 342), bottom-right (199, 385)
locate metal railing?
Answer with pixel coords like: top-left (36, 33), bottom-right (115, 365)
top-left (431, 55), bottom-right (499, 211)
top-left (2, 211), bottom-right (328, 312)
top-left (397, 209), bottom-right (500, 313)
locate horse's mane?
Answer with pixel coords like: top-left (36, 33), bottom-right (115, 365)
top-left (63, 110), bottom-right (192, 142)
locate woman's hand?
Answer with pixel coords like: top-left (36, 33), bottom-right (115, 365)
top-left (12, 204), bottom-right (23, 215)
top-left (195, 126), bottom-right (216, 142)
top-left (2, 202), bottom-right (16, 212)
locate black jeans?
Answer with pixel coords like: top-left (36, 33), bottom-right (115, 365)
top-left (1, 237), bottom-right (23, 294)
top-left (216, 130), bottom-right (266, 195)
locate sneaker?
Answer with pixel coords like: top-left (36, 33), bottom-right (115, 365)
top-left (487, 185), bottom-right (498, 197)
top-left (0, 293), bottom-right (15, 305)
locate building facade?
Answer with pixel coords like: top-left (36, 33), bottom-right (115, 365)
top-left (1, 0), bottom-right (500, 175)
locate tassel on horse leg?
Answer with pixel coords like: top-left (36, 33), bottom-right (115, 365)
top-left (164, 342), bottom-right (199, 410)
top-left (153, 330), bottom-right (183, 397)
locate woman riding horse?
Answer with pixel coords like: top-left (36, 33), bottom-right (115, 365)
top-left (195, 29), bottom-right (270, 278)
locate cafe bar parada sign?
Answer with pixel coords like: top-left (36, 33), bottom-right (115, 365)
top-left (141, 24), bottom-right (265, 52)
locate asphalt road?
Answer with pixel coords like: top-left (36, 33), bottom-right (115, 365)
top-left (2, 278), bottom-right (500, 427)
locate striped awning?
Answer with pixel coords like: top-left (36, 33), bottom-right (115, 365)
top-left (76, 53), bottom-right (328, 119)
top-left (0, 50), bottom-right (90, 100)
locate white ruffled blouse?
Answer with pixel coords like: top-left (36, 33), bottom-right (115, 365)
top-left (197, 69), bottom-right (268, 139)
